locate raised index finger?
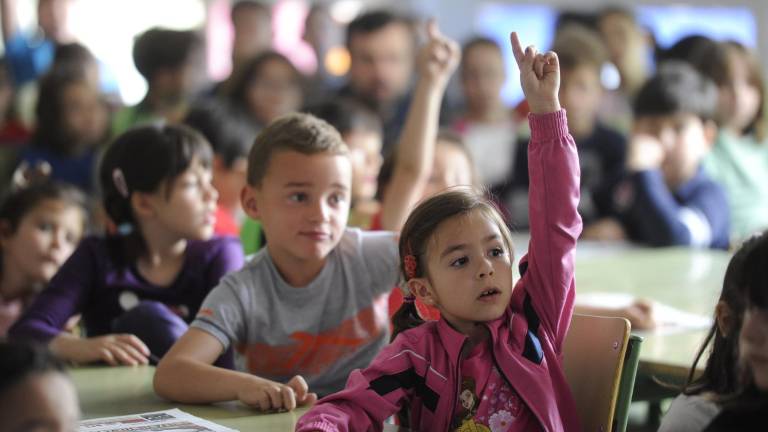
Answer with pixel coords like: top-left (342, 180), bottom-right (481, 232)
top-left (426, 18), bottom-right (440, 41)
top-left (510, 31), bottom-right (524, 65)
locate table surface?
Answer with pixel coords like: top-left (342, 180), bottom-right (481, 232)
top-left (73, 241), bottom-right (732, 428)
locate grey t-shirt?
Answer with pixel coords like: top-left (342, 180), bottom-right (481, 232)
top-left (658, 393), bottom-right (721, 432)
top-left (192, 228), bottom-right (399, 396)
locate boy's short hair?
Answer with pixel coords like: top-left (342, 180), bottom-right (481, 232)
top-left (184, 102), bottom-right (256, 168)
top-left (552, 24), bottom-right (607, 73)
top-left (0, 341), bottom-right (67, 395)
top-left (133, 28), bottom-right (202, 81)
top-left (633, 61), bottom-right (718, 122)
top-left (247, 113), bottom-right (348, 187)
top-left (305, 98), bottom-right (382, 137)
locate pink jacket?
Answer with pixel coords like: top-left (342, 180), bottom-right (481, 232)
top-left (296, 110), bottom-right (583, 432)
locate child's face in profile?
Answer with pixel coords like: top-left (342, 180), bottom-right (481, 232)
top-left (146, 158), bottom-right (219, 242)
top-left (461, 44), bottom-right (506, 112)
top-left (1, 198), bottom-right (84, 286)
top-left (635, 113), bottom-right (712, 188)
top-left (244, 150), bottom-right (352, 270)
top-left (212, 155), bottom-right (248, 212)
top-left (417, 209), bottom-right (513, 335)
top-left (0, 372), bottom-right (80, 432)
top-left (344, 130), bottom-right (383, 202)
top-left (423, 141), bottom-right (474, 199)
top-left (739, 306), bottom-right (768, 391)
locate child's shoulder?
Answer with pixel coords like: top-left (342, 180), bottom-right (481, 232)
top-left (335, 227), bottom-right (398, 253)
top-left (187, 235), bottom-right (243, 258)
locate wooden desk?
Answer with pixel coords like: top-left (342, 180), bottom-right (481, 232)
top-left (574, 245), bottom-right (730, 380)
top-left (73, 365), bottom-right (309, 430)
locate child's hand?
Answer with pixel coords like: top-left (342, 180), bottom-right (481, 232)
top-left (510, 32), bottom-right (561, 114)
top-left (417, 19), bottom-right (460, 88)
top-left (620, 299), bottom-right (656, 330)
top-left (626, 133), bottom-right (665, 171)
top-left (237, 375), bottom-right (318, 412)
top-left (52, 334), bottom-right (150, 366)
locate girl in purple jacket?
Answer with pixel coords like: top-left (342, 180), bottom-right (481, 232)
top-left (297, 32), bottom-right (583, 432)
top-left (10, 125), bottom-right (244, 367)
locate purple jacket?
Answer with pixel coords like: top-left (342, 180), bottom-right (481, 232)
top-left (296, 110), bottom-right (583, 432)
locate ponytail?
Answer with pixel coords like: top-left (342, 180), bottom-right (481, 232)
top-left (390, 294), bottom-right (425, 343)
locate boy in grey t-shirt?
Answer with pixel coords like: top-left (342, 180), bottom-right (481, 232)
top-left (153, 112), bottom-right (400, 412)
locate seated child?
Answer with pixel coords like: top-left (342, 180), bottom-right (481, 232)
top-left (0, 340), bottom-right (79, 431)
top-left (659, 231), bottom-right (768, 432)
top-left (701, 232), bottom-right (768, 431)
top-left (153, 112), bottom-right (400, 409)
top-left (10, 125), bottom-right (244, 366)
top-left (184, 102), bottom-right (256, 237)
top-left (295, 31), bottom-right (583, 431)
top-left (616, 61), bottom-right (730, 249)
top-left (0, 179), bottom-right (87, 336)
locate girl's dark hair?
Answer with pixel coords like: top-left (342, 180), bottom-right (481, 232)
top-left (227, 51), bottom-right (302, 117)
top-left (0, 341), bottom-right (68, 395)
top-left (683, 232), bottom-right (768, 397)
top-left (99, 124), bottom-right (212, 261)
top-left (391, 188), bottom-right (513, 342)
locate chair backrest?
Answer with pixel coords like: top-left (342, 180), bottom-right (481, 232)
top-left (612, 334), bottom-right (643, 432)
top-left (563, 314), bottom-right (631, 432)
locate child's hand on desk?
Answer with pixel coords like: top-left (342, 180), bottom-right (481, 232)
top-left (51, 333), bottom-right (150, 366)
top-left (237, 374), bottom-right (318, 412)
top-left (417, 19), bottom-right (460, 88)
top-left (619, 299), bottom-right (657, 330)
top-left (510, 32), bottom-right (561, 114)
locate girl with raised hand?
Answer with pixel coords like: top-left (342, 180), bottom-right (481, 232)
top-left (296, 31), bottom-right (582, 432)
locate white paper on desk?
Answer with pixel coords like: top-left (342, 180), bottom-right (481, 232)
top-left (576, 292), bottom-right (712, 333)
top-left (79, 408), bottom-right (237, 432)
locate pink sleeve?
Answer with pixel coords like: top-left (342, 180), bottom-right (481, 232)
top-left (296, 336), bottom-right (425, 432)
top-left (518, 110), bottom-right (582, 351)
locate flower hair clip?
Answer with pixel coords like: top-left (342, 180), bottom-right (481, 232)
top-left (112, 168), bottom-right (129, 198)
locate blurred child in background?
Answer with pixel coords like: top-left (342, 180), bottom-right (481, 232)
top-left (0, 179), bottom-right (86, 336)
top-left (225, 51), bottom-right (303, 134)
top-left (113, 28), bottom-right (205, 134)
top-left (0, 341), bottom-right (79, 432)
top-left (615, 62), bottom-right (730, 249)
top-left (10, 124), bottom-right (244, 366)
top-left (185, 102), bottom-right (256, 238)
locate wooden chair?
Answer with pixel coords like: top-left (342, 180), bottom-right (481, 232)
top-left (563, 314), bottom-right (634, 432)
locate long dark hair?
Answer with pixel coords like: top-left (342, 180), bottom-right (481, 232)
top-left (98, 124), bottom-right (212, 263)
top-left (391, 188), bottom-right (513, 342)
top-left (683, 232), bottom-right (768, 398)
top-left (227, 50), bottom-right (301, 122)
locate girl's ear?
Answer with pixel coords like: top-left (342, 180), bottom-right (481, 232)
top-left (407, 277), bottom-right (438, 307)
top-left (130, 191), bottom-right (156, 219)
top-left (716, 300), bottom-right (734, 336)
top-left (241, 185), bottom-right (260, 220)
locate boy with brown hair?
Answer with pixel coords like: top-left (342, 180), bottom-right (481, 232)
top-left (154, 21), bottom-right (459, 412)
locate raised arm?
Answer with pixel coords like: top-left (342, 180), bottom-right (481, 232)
top-left (510, 32), bottom-right (582, 347)
top-left (379, 20), bottom-right (460, 231)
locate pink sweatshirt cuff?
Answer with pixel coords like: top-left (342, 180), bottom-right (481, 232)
top-left (529, 109), bottom-right (569, 142)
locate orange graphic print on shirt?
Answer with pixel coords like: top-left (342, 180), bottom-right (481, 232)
top-left (236, 295), bottom-right (389, 376)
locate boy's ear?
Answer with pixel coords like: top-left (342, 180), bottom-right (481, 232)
top-left (715, 300), bottom-right (733, 336)
top-left (240, 185), bottom-right (260, 220)
top-left (703, 120), bottom-right (718, 150)
top-left (407, 277), bottom-right (438, 307)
